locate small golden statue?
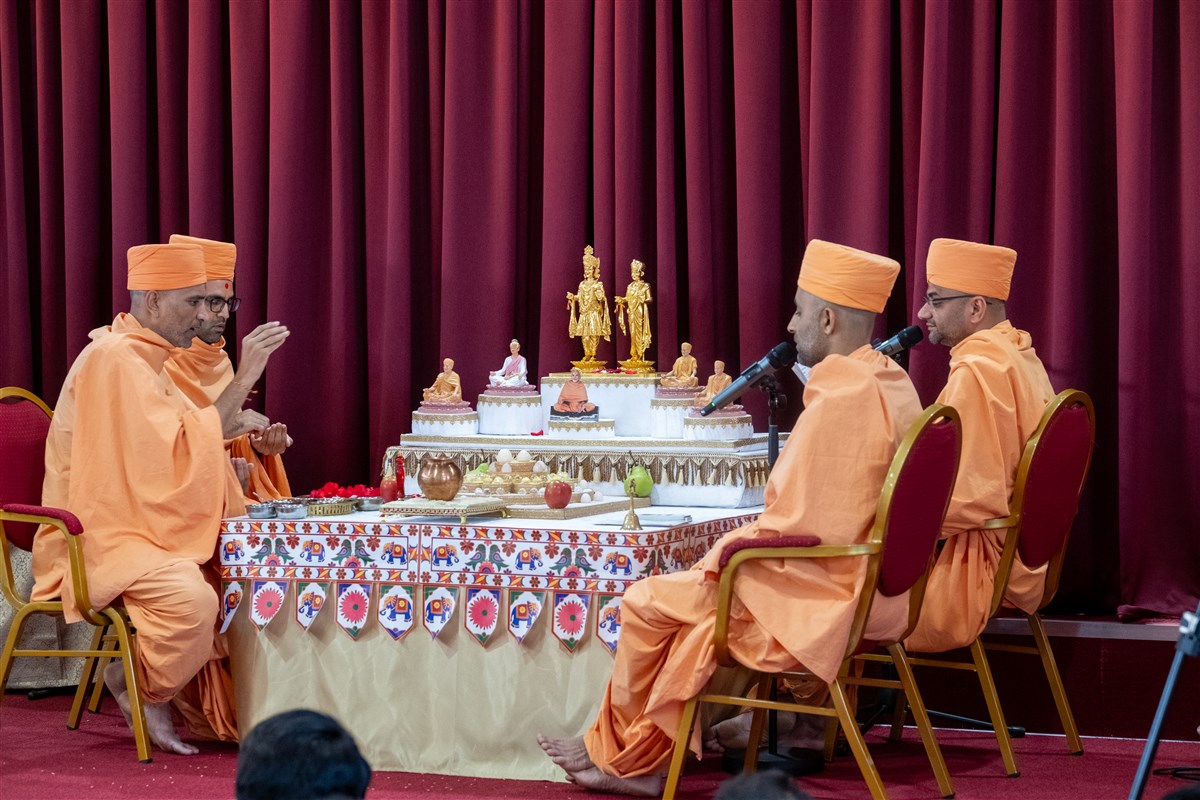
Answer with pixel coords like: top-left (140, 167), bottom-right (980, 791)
top-left (566, 245), bottom-right (611, 370)
top-left (614, 259), bottom-right (655, 373)
top-left (659, 342), bottom-right (699, 388)
top-left (693, 360), bottom-right (733, 408)
top-left (422, 357), bottom-right (464, 405)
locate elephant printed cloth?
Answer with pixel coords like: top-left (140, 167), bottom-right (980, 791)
top-left (379, 585), bottom-right (417, 641)
top-left (423, 586), bottom-right (458, 638)
top-left (220, 581), bottom-right (243, 634)
top-left (295, 582), bottom-right (328, 631)
top-left (507, 590), bottom-right (545, 644)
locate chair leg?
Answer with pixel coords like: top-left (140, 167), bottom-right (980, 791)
top-left (969, 639), bottom-right (1019, 777)
top-left (0, 605), bottom-right (37, 698)
top-left (823, 710), bottom-right (839, 762)
top-left (87, 625), bottom-right (117, 714)
top-left (69, 624), bottom-right (107, 728)
top-left (662, 696), bottom-right (702, 800)
top-left (889, 644), bottom-right (954, 798)
top-left (108, 612), bottom-right (152, 763)
top-left (1026, 613), bottom-right (1082, 754)
top-left (743, 674), bottom-right (773, 773)
top-left (888, 688), bottom-right (909, 743)
top-left (829, 676), bottom-right (889, 800)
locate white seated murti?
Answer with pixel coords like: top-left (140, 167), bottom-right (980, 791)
top-left (683, 406), bottom-right (753, 441)
top-left (411, 401), bottom-right (479, 437)
top-left (650, 386), bottom-right (701, 439)
top-left (547, 418), bottom-right (617, 439)
top-left (539, 373), bottom-right (659, 436)
top-left (476, 386), bottom-right (543, 435)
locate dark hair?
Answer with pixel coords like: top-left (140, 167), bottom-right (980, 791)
top-left (236, 709), bottom-right (371, 800)
top-left (1162, 785), bottom-right (1200, 800)
top-left (713, 770), bottom-right (812, 800)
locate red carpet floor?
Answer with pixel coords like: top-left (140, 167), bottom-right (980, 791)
top-left (1, 691), bottom-right (1196, 799)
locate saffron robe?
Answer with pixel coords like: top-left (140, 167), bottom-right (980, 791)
top-left (162, 329), bottom-right (292, 500)
top-left (30, 316), bottom-right (243, 734)
top-left (553, 381), bottom-right (595, 412)
top-left (583, 345), bottom-right (922, 777)
top-left (905, 321), bottom-right (1055, 654)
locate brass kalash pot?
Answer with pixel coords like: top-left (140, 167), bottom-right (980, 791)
top-left (416, 455), bottom-right (463, 501)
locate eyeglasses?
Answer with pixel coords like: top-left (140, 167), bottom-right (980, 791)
top-left (205, 295), bottom-right (242, 313)
top-left (923, 293), bottom-right (987, 308)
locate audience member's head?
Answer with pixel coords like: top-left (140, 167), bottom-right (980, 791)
top-left (713, 769), bottom-right (813, 800)
top-left (1162, 784), bottom-right (1200, 800)
top-left (236, 709), bottom-right (371, 800)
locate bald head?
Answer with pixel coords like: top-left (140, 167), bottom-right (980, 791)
top-left (787, 287), bottom-right (878, 368)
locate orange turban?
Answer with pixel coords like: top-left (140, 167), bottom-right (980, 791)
top-left (127, 244), bottom-right (206, 291)
top-left (925, 238), bottom-right (1016, 301)
top-left (169, 234), bottom-right (236, 281)
top-left (796, 239), bottom-right (900, 313)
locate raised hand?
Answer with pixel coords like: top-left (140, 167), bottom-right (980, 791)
top-left (236, 322), bottom-right (290, 386)
top-left (230, 456), bottom-right (254, 494)
top-left (224, 409), bottom-right (269, 440)
top-left (251, 422), bottom-right (291, 456)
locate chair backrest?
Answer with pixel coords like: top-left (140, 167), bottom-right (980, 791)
top-left (874, 404), bottom-right (962, 598)
top-left (1006, 389), bottom-right (1095, 604)
top-left (0, 387), bottom-right (53, 551)
top-left (842, 404), bottom-right (961, 653)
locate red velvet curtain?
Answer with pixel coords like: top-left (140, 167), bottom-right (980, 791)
top-left (2, 0), bottom-right (1196, 618)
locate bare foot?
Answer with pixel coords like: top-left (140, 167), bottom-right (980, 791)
top-left (537, 734), bottom-right (594, 774)
top-left (103, 662), bottom-right (133, 729)
top-left (144, 703), bottom-right (200, 756)
top-left (567, 767), bottom-right (662, 797)
top-left (703, 711), bottom-right (804, 753)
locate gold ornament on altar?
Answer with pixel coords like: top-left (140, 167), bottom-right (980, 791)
top-left (694, 361), bottom-right (733, 407)
top-left (614, 259), bottom-right (655, 373)
top-left (659, 342), bottom-right (699, 388)
top-left (422, 358), bottom-right (463, 404)
top-left (566, 245), bottom-right (612, 370)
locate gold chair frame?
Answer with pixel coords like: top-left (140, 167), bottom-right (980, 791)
top-left (663, 403), bottom-right (962, 800)
top-left (882, 389), bottom-right (1095, 777)
top-left (0, 386), bottom-right (153, 762)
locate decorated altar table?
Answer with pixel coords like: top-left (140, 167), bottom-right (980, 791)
top-left (219, 507), bottom-right (760, 779)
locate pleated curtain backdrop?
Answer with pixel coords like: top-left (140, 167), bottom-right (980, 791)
top-left (1, 0), bottom-right (1196, 618)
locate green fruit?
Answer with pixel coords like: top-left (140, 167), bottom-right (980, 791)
top-left (625, 465), bottom-right (653, 497)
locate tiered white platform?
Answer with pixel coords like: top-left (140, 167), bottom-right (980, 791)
top-left (386, 431), bottom-right (785, 508)
top-left (476, 391), bottom-right (542, 435)
top-left (538, 373), bottom-right (658, 436)
top-left (411, 409), bottom-right (479, 437)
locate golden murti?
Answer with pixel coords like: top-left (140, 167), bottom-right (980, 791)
top-left (566, 245), bottom-right (612, 370)
top-left (615, 259), bottom-right (654, 373)
top-left (659, 343), bottom-right (699, 389)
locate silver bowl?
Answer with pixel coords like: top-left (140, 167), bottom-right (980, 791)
top-left (355, 496), bottom-right (382, 512)
top-left (275, 502), bottom-right (307, 520)
top-left (246, 503), bottom-right (276, 519)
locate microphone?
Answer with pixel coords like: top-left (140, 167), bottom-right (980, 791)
top-left (873, 325), bottom-right (923, 356)
top-left (698, 341), bottom-right (797, 417)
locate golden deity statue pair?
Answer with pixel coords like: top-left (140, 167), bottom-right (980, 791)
top-left (566, 245), bottom-right (655, 372)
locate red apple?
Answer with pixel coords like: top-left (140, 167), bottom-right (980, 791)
top-left (544, 480), bottom-right (571, 509)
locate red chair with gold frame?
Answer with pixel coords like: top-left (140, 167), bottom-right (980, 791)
top-left (662, 403), bottom-right (962, 800)
top-left (897, 389), bottom-right (1096, 776)
top-left (0, 386), bottom-right (153, 762)
top-left (981, 389), bottom-right (1095, 753)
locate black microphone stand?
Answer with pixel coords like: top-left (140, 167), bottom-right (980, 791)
top-left (1128, 602), bottom-right (1200, 800)
top-left (724, 374), bottom-right (826, 777)
top-left (760, 375), bottom-right (785, 469)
